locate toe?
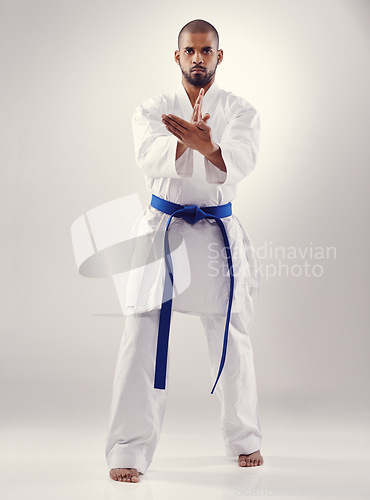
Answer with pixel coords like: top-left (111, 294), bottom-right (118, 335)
top-left (129, 468), bottom-right (140, 482)
top-left (110, 467), bottom-right (141, 483)
top-left (239, 453), bottom-right (264, 468)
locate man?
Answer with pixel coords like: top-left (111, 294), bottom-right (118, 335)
top-left (106, 19), bottom-right (264, 483)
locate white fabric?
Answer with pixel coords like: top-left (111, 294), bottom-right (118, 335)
top-left (105, 306), bottom-right (262, 474)
top-left (123, 81), bottom-right (261, 316)
top-left (105, 83), bottom-right (263, 475)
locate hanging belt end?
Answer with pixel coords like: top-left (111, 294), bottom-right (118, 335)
top-left (154, 373), bottom-right (166, 390)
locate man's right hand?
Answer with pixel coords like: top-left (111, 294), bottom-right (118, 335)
top-left (175, 88), bottom-right (211, 160)
top-left (191, 88), bottom-right (211, 125)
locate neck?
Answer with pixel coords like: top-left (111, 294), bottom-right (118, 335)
top-left (181, 76), bottom-right (215, 107)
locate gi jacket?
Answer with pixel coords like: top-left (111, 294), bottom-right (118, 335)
top-left (122, 81), bottom-right (261, 316)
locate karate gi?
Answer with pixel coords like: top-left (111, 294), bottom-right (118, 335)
top-left (105, 81), bottom-right (263, 474)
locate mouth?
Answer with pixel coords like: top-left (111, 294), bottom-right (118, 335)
top-left (192, 67), bottom-right (206, 73)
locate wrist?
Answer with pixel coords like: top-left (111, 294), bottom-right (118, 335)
top-left (203, 141), bottom-right (227, 172)
top-left (202, 140), bottom-right (219, 158)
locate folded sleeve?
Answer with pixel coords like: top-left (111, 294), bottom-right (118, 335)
top-left (204, 99), bottom-right (261, 186)
top-left (132, 97), bottom-right (193, 179)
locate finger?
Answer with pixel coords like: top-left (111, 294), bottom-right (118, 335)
top-left (164, 125), bottom-right (183, 141)
top-left (195, 88), bottom-right (204, 107)
top-left (194, 89), bottom-right (201, 105)
top-left (195, 120), bottom-right (209, 132)
top-left (194, 103), bottom-right (200, 123)
top-left (191, 105), bottom-right (197, 122)
top-left (163, 114), bottom-right (190, 130)
top-left (163, 122), bottom-right (184, 139)
top-left (202, 113), bottom-right (211, 122)
top-left (162, 114), bottom-right (186, 128)
top-left (191, 104), bottom-right (197, 123)
top-left (162, 116), bottom-right (187, 135)
top-left (162, 119), bottom-right (184, 140)
top-left (198, 88), bottom-right (204, 116)
top-left (191, 97), bottom-right (201, 121)
top-left (168, 114), bottom-right (189, 129)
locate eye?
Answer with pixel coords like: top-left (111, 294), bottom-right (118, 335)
top-left (185, 48), bottom-right (193, 54)
top-left (203, 49), bottom-right (212, 54)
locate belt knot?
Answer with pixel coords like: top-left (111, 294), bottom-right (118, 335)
top-left (176, 205), bottom-right (208, 224)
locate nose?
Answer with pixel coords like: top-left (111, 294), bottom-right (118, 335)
top-left (192, 52), bottom-right (204, 64)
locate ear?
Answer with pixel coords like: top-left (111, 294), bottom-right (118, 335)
top-left (174, 50), bottom-right (180, 66)
top-left (217, 49), bottom-right (224, 65)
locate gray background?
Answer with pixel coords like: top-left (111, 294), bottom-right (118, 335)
top-left (1, 0), bottom-right (369, 497)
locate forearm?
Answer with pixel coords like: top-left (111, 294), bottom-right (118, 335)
top-left (203, 142), bottom-right (226, 172)
top-left (176, 141), bottom-right (188, 160)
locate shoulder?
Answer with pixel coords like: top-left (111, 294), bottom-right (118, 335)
top-left (217, 87), bottom-right (260, 126)
top-left (218, 87), bottom-right (257, 114)
top-left (133, 90), bottom-right (176, 121)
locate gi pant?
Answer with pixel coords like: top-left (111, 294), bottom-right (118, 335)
top-left (104, 303), bottom-right (262, 475)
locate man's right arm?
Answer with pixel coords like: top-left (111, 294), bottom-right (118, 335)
top-left (132, 97), bottom-right (193, 179)
top-left (176, 141), bottom-right (188, 160)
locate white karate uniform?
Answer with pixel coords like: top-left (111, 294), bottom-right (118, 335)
top-left (105, 81), bottom-right (263, 474)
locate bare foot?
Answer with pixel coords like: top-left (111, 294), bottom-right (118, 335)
top-left (238, 450), bottom-right (264, 467)
top-left (109, 468), bottom-right (140, 482)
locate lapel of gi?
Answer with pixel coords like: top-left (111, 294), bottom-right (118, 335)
top-left (175, 83), bottom-right (193, 119)
top-left (201, 81), bottom-right (220, 117)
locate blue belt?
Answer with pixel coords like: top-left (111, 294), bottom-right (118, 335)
top-left (150, 194), bottom-right (234, 394)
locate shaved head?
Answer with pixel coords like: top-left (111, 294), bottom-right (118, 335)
top-left (178, 19), bottom-right (219, 49)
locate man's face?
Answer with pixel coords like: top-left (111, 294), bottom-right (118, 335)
top-left (175, 31), bottom-right (223, 87)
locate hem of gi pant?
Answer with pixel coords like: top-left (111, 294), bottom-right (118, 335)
top-left (106, 449), bottom-right (150, 476)
top-left (224, 435), bottom-right (262, 459)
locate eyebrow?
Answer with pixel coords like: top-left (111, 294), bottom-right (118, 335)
top-left (184, 46), bottom-right (214, 51)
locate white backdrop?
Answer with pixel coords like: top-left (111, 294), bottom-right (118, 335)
top-left (1, 0), bottom-right (369, 433)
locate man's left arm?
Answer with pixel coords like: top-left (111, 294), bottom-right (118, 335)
top-left (204, 102), bottom-right (261, 186)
